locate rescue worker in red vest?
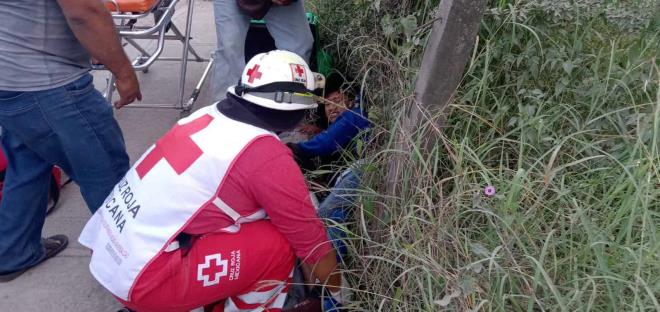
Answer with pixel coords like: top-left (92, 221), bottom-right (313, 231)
top-left (79, 50), bottom-right (349, 312)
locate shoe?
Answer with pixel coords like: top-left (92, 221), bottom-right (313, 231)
top-left (0, 235), bottom-right (69, 282)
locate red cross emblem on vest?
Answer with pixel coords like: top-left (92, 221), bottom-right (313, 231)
top-left (290, 64), bottom-right (307, 83)
top-left (246, 64), bottom-right (263, 83)
top-left (135, 114), bottom-right (214, 179)
top-left (197, 253), bottom-right (228, 287)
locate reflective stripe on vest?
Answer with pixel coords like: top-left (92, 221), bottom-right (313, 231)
top-left (213, 197), bottom-right (241, 222)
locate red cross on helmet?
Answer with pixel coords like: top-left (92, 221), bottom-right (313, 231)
top-left (228, 50), bottom-right (324, 111)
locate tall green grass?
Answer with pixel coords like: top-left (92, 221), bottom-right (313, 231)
top-left (308, 0), bottom-right (658, 310)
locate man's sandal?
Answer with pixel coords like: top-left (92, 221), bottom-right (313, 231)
top-left (0, 235), bottom-right (68, 282)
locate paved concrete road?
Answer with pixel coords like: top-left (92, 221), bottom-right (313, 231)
top-left (0, 2), bottom-right (215, 311)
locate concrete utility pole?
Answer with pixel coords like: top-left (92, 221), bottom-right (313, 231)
top-left (385, 0), bottom-right (486, 206)
top-left (412, 0), bottom-right (486, 123)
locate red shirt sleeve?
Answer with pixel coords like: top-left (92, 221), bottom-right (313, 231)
top-left (238, 136), bottom-right (333, 264)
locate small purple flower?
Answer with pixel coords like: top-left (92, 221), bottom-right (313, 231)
top-left (484, 185), bottom-right (496, 197)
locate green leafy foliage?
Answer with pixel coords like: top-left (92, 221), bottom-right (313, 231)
top-left (308, 0), bottom-right (659, 310)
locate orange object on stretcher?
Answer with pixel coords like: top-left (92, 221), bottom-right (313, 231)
top-left (104, 0), bottom-right (160, 13)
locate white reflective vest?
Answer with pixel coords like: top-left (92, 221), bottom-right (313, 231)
top-left (79, 105), bottom-right (275, 300)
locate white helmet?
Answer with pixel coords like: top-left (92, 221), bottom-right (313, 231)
top-left (228, 50), bottom-right (323, 111)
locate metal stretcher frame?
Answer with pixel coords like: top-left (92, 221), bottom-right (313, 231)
top-left (95, 0), bottom-right (215, 112)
